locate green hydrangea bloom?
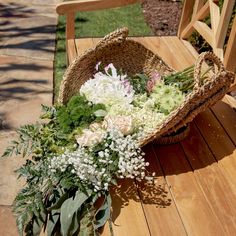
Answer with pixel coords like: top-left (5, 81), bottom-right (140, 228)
top-left (151, 83), bottom-right (185, 115)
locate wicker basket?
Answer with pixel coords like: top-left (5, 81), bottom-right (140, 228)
top-left (58, 28), bottom-right (235, 146)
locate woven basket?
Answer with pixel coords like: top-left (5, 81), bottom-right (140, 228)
top-left (58, 28), bottom-right (235, 146)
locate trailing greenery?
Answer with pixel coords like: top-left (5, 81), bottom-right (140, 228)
top-left (2, 95), bottom-right (112, 236)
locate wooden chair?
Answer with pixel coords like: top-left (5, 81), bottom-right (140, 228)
top-left (56, 1), bottom-right (236, 235)
top-left (56, 0), bottom-right (236, 86)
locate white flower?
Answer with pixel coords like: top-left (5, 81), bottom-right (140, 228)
top-left (75, 129), bottom-right (106, 147)
top-left (80, 66), bottom-right (134, 108)
top-left (49, 129), bottom-right (152, 192)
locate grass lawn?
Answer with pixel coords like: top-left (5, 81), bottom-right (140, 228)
top-left (54, 3), bottom-right (153, 102)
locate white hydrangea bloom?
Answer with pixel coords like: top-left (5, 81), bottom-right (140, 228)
top-left (80, 64), bottom-right (134, 109)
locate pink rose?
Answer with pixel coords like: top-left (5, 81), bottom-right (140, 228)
top-left (147, 71), bottom-right (162, 93)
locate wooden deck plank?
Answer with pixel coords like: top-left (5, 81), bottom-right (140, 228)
top-left (106, 179), bottom-right (150, 236)
top-left (75, 38), bottom-right (94, 58)
top-left (211, 97), bottom-right (236, 146)
top-left (137, 144), bottom-right (187, 236)
top-left (181, 123), bottom-right (236, 234)
top-left (154, 143), bottom-right (226, 236)
top-left (133, 37), bottom-right (196, 71)
top-left (92, 37), bottom-right (102, 45)
top-left (133, 37), bottom-right (183, 71)
top-left (194, 109), bottom-right (236, 191)
top-left (159, 37), bottom-right (196, 69)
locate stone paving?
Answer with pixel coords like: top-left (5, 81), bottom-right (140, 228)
top-left (0, 1), bottom-right (60, 235)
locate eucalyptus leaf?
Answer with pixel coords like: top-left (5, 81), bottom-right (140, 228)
top-left (94, 194), bottom-right (111, 230)
top-left (47, 210), bottom-right (60, 236)
top-left (68, 211), bottom-right (80, 236)
top-left (33, 217), bottom-right (44, 236)
top-left (47, 192), bottom-right (69, 211)
top-left (60, 190), bottom-right (92, 236)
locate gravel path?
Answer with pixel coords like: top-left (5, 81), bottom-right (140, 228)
top-left (142, 0), bottom-right (182, 36)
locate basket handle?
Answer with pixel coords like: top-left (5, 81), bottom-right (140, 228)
top-left (95, 27), bottom-right (129, 50)
top-left (193, 52), bottom-right (224, 90)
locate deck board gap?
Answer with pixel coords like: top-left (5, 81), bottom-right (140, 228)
top-left (135, 181), bottom-right (152, 236)
top-left (210, 106), bottom-right (236, 147)
top-left (179, 141), bottom-right (230, 231)
top-left (180, 123), bottom-right (236, 234)
top-left (151, 144), bottom-right (189, 236)
top-left (193, 119), bottom-right (220, 163)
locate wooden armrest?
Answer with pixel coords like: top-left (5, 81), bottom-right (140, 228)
top-left (56, 0), bottom-right (139, 15)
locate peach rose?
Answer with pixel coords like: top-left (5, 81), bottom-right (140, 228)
top-left (103, 115), bottom-right (133, 135)
top-left (75, 129), bottom-right (105, 147)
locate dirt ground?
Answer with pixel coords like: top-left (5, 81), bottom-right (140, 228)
top-left (141, 0), bottom-right (182, 36)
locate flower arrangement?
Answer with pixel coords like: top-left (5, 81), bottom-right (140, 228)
top-left (3, 62), bottom-right (199, 236)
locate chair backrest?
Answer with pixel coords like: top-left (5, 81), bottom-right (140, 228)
top-left (178, 0), bottom-right (236, 72)
top-left (56, 0), bottom-right (139, 40)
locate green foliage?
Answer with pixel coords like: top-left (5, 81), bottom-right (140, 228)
top-left (164, 65), bottom-right (212, 93)
top-left (2, 95), bottom-right (106, 160)
top-left (2, 93), bottom-right (112, 235)
top-left (94, 194), bottom-right (111, 230)
top-left (56, 95), bottom-right (106, 133)
top-left (60, 190), bottom-right (92, 236)
top-left (11, 156), bottom-right (110, 236)
top-left (13, 185), bottom-right (46, 236)
top-left (127, 73), bottom-right (150, 94)
top-left (2, 122), bottom-right (70, 159)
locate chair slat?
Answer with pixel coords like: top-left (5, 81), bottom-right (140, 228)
top-left (177, 0), bottom-right (195, 37)
top-left (215, 0), bottom-right (235, 48)
top-left (56, 0), bottom-right (139, 15)
top-left (67, 39), bottom-right (77, 64)
top-left (209, 1), bottom-right (220, 36)
top-left (193, 21), bottom-right (214, 46)
top-left (193, 0), bottom-right (205, 17)
top-left (66, 13), bottom-right (75, 39)
top-left (224, 16), bottom-right (236, 72)
top-left (180, 2), bottom-right (210, 39)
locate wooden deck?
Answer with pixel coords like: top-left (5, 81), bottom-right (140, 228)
top-left (68, 36), bottom-right (236, 235)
